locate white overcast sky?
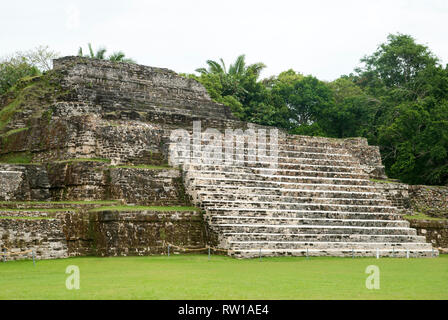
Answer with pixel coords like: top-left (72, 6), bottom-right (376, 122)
top-left (1, 0), bottom-right (447, 81)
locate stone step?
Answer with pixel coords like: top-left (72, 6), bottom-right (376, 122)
top-left (190, 184), bottom-right (384, 199)
top-left (170, 141), bottom-right (352, 157)
top-left (224, 232), bottom-right (427, 243)
top-left (184, 166), bottom-right (370, 179)
top-left (205, 208), bottom-right (402, 220)
top-left (186, 173), bottom-right (372, 186)
top-left (171, 137), bottom-right (351, 152)
top-left (187, 137), bottom-right (356, 152)
top-left (189, 134), bottom-right (369, 150)
top-left (176, 144), bottom-right (353, 161)
top-left (177, 132), bottom-right (437, 258)
top-left (278, 136), bottom-right (365, 149)
top-left (200, 200), bottom-right (397, 213)
top-left (196, 192), bottom-right (392, 206)
top-left (174, 155), bottom-right (359, 167)
top-left (209, 216), bottom-right (409, 228)
top-left (277, 163), bottom-right (365, 173)
top-left (188, 178), bottom-right (379, 192)
top-left (212, 224), bottom-right (417, 236)
top-left (230, 248), bottom-right (437, 258)
top-left (229, 241), bottom-right (432, 251)
top-left (184, 162), bottom-right (366, 174)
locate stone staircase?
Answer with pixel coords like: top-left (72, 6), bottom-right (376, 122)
top-left (171, 133), bottom-right (438, 258)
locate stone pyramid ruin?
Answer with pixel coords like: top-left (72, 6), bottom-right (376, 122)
top-left (0, 57), bottom-right (437, 259)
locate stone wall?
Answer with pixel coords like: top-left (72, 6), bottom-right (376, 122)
top-left (373, 181), bottom-right (448, 250)
top-left (373, 181), bottom-right (448, 218)
top-left (0, 209), bottom-right (206, 259)
top-left (47, 161), bottom-right (109, 201)
top-left (110, 167), bottom-right (189, 205)
top-left (0, 217), bottom-right (68, 260)
top-left (0, 164), bottom-right (51, 201)
top-left (341, 137), bottom-right (386, 179)
top-left (372, 181), bottom-right (411, 211)
top-left (84, 209), bottom-right (206, 256)
top-left (53, 56), bottom-right (236, 121)
top-left (0, 162), bottom-right (189, 205)
top-left (408, 219), bottom-right (448, 253)
top-left (408, 185), bottom-right (448, 218)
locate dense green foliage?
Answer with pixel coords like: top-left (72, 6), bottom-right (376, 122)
top-left (191, 34), bottom-right (448, 185)
top-left (0, 58), bottom-right (40, 96)
top-left (354, 34), bottom-right (448, 185)
top-left (1, 255), bottom-right (447, 299)
top-left (0, 46), bottom-right (58, 95)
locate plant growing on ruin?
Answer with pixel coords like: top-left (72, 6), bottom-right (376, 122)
top-left (77, 43), bottom-right (136, 63)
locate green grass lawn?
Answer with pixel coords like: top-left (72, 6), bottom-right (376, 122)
top-left (1, 254), bottom-right (447, 300)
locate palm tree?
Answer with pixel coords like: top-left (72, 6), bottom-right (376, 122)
top-left (77, 43), bottom-right (135, 63)
top-left (195, 54), bottom-right (266, 98)
top-left (196, 54), bottom-right (265, 79)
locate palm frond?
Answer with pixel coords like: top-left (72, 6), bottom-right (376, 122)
top-left (195, 67), bottom-right (209, 74)
top-left (109, 51), bottom-right (125, 62)
top-left (229, 55), bottom-right (246, 76)
top-left (247, 62), bottom-right (267, 78)
top-left (95, 47), bottom-right (107, 59)
top-left (88, 43), bottom-right (95, 58)
top-left (220, 58), bottom-right (227, 74)
top-left (206, 60), bottom-right (224, 74)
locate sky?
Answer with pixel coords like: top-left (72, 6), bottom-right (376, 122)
top-left (1, 0), bottom-right (448, 81)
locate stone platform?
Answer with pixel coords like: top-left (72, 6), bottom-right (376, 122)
top-left (0, 57), bottom-right (442, 259)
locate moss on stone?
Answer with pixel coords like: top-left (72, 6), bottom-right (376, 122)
top-left (0, 208), bottom-right (77, 212)
top-left (0, 216), bottom-right (54, 220)
top-left (370, 178), bottom-right (400, 184)
top-left (54, 158), bottom-right (111, 164)
top-left (89, 205), bottom-right (200, 212)
top-left (403, 212), bottom-right (447, 221)
top-left (109, 164), bottom-right (177, 170)
top-left (0, 152), bottom-right (33, 164)
top-left (0, 200), bottom-right (120, 205)
top-left (0, 127), bottom-right (29, 137)
top-left (0, 99), bottom-right (23, 131)
top-left (0, 69), bottom-right (67, 134)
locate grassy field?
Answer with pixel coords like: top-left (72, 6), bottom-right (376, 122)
top-left (0, 254), bottom-right (447, 300)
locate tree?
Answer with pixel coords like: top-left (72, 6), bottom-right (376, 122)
top-left (192, 55), bottom-right (267, 119)
top-left (323, 78), bottom-right (378, 139)
top-left (19, 45), bottom-right (59, 71)
top-left (269, 70), bottom-right (333, 134)
top-left (379, 100), bottom-right (448, 185)
top-left (355, 33), bottom-right (448, 185)
top-left (0, 57), bottom-right (40, 96)
top-left (356, 33), bottom-right (439, 90)
top-left (195, 54), bottom-right (265, 79)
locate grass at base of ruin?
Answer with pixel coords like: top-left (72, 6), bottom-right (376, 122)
top-left (0, 255), bottom-right (447, 300)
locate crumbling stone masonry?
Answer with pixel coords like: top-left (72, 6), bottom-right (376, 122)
top-left (0, 57), bottom-right (445, 260)
top-left (372, 181), bottom-right (448, 251)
